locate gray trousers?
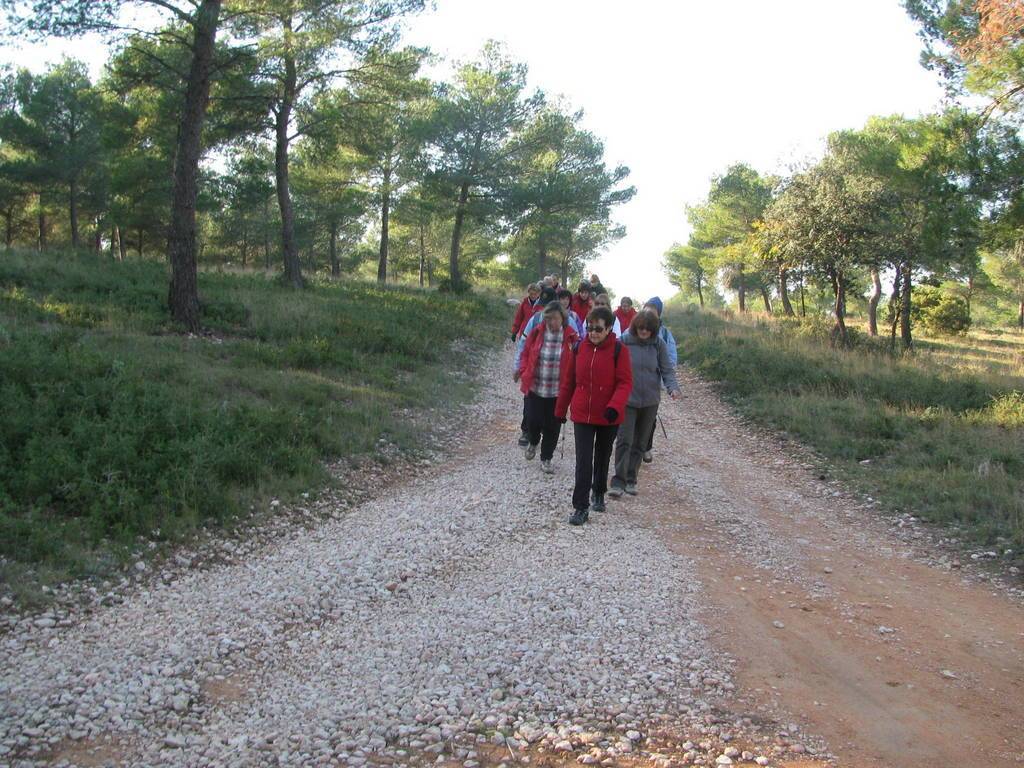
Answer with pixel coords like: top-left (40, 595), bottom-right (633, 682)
top-left (612, 404), bottom-right (659, 488)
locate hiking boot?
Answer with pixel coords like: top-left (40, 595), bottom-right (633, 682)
top-left (524, 443), bottom-right (537, 460)
top-left (518, 430), bottom-right (530, 446)
top-left (540, 459), bottom-right (554, 474)
top-left (569, 508), bottom-right (589, 526)
top-left (642, 450), bottom-right (653, 463)
top-left (591, 492), bottom-right (606, 512)
top-left (625, 483), bottom-right (638, 496)
top-left (607, 485), bottom-right (624, 499)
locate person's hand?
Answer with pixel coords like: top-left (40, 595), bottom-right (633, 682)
top-left (670, 389), bottom-right (681, 400)
top-left (558, 416), bottom-right (567, 424)
top-left (510, 332), bottom-right (517, 341)
top-left (604, 407), bottom-right (618, 422)
top-left (513, 370), bottom-right (522, 383)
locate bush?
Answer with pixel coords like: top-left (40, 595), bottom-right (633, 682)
top-left (0, 249), bottom-right (508, 585)
top-left (437, 276), bottom-right (472, 294)
top-left (664, 307), bottom-right (1024, 550)
top-left (913, 286), bottom-right (971, 336)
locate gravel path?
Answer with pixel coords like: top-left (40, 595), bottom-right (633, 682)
top-left (0, 347), bottom-right (763, 768)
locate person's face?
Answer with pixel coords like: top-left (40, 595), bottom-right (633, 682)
top-left (559, 296), bottom-right (571, 310)
top-left (580, 290), bottom-right (590, 300)
top-left (644, 304), bottom-right (660, 318)
top-left (621, 300), bottom-right (632, 310)
top-left (545, 313), bottom-right (562, 332)
top-left (637, 326), bottom-right (652, 340)
top-left (529, 289), bottom-right (540, 300)
top-left (587, 321), bottom-right (610, 342)
top-left (595, 299), bottom-right (609, 310)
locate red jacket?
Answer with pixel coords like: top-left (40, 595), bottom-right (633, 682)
top-left (569, 293), bottom-right (592, 325)
top-left (511, 296), bottom-right (543, 337)
top-left (614, 307), bottom-right (637, 331)
top-left (555, 335), bottom-right (633, 426)
top-left (517, 323), bottom-right (580, 396)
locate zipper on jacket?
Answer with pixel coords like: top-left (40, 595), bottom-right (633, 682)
top-left (587, 340), bottom-right (596, 421)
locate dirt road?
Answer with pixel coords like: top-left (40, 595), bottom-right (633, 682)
top-left (2, 349), bottom-right (1022, 767)
top-left (640, 368), bottom-right (1024, 767)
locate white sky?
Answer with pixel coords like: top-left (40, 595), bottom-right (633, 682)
top-left (2, 0), bottom-right (947, 300)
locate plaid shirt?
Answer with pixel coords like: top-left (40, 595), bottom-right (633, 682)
top-left (532, 328), bottom-right (564, 398)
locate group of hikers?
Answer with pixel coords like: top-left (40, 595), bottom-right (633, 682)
top-left (510, 273), bottom-right (680, 526)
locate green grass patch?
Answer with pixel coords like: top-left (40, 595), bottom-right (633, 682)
top-left (665, 307), bottom-right (1024, 552)
top-left (0, 250), bottom-right (505, 592)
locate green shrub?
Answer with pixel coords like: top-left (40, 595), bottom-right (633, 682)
top-left (665, 308), bottom-right (1024, 549)
top-left (0, 249), bottom-right (507, 585)
top-left (912, 285), bottom-right (971, 336)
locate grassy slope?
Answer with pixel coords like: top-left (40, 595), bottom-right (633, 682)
top-left (664, 307), bottom-right (1024, 552)
top-left (0, 250), bottom-right (505, 590)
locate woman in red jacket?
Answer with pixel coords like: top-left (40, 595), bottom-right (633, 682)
top-left (514, 302), bottom-right (580, 473)
top-left (510, 283), bottom-right (541, 340)
top-left (555, 306), bottom-right (633, 525)
top-left (614, 296), bottom-right (637, 332)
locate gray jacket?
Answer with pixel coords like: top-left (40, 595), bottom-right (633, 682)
top-left (621, 332), bottom-right (680, 408)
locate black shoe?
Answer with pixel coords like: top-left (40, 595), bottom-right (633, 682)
top-left (591, 492), bottom-right (606, 512)
top-left (569, 508), bottom-right (589, 526)
top-left (518, 430), bottom-right (530, 446)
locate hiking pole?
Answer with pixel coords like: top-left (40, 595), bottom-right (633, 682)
top-left (659, 415), bottom-right (668, 440)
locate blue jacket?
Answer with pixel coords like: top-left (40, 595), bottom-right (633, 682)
top-left (658, 324), bottom-right (678, 368)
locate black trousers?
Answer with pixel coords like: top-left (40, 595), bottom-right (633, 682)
top-left (521, 396), bottom-right (529, 432)
top-left (572, 422), bottom-right (619, 510)
top-left (525, 392), bottom-right (561, 461)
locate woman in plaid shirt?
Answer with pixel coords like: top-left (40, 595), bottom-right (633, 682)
top-left (514, 302), bottom-right (580, 474)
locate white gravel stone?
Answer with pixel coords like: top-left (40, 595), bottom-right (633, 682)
top-left (0, 348), bottom-right (736, 766)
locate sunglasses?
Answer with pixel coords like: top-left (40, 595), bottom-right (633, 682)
top-left (586, 325), bottom-right (608, 333)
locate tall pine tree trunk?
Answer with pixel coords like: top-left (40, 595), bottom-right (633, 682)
top-left (760, 284), bottom-right (773, 314)
top-left (737, 263), bottom-right (746, 311)
top-left (830, 269), bottom-right (848, 347)
top-left (697, 274), bottom-right (705, 308)
top-left (3, 206), bottom-right (13, 250)
top-left (330, 220), bottom-right (340, 278)
top-left (377, 168), bottom-right (391, 283)
top-left (868, 267), bottom-right (881, 336)
top-left (37, 209), bottom-right (46, 251)
top-left (900, 260), bottom-right (913, 349)
top-left (137, 226), bottom-right (143, 259)
top-left (263, 197), bottom-right (271, 270)
top-left (69, 179), bottom-right (79, 248)
top-left (449, 133), bottom-right (482, 289)
top-left (167, 0), bottom-right (222, 333)
top-left (449, 180), bottom-right (470, 287)
top-left (275, 29), bottom-right (304, 289)
top-left (889, 267), bottom-right (902, 349)
top-left (418, 221), bottom-right (426, 287)
top-left (538, 228), bottom-right (547, 277)
top-left (779, 267), bottom-right (794, 316)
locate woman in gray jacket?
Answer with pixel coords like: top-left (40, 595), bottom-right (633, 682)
top-left (608, 309), bottom-right (680, 498)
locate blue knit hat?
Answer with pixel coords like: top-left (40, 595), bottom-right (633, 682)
top-left (646, 296), bottom-right (664, 315)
